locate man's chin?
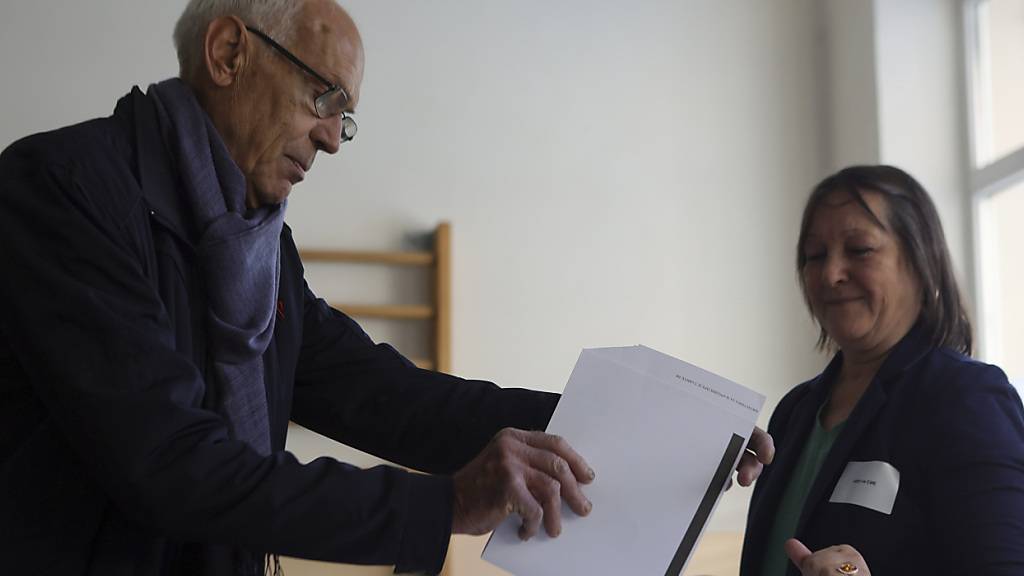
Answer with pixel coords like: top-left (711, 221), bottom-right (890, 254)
top-left (247, 181), bottom-right (293, 209)
top-left (273, 181), bottom-right (294, 204)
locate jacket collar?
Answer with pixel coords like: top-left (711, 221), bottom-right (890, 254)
top-left (794, 322), bottom-right (935, 535)
top-left (742, 324), bottom-right (936, 573)
top-left (805, 321), bottom-right (934, 398)
top-left (122, 85), bottom-right (198, 248)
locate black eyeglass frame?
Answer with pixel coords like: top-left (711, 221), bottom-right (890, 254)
top-left (245, 25), bottom-right (357, 143)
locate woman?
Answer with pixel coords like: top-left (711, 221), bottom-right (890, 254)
top-left (740, 165), bottom-right (1024, 575)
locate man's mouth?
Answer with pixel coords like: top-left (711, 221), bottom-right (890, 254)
top-left (285, 155), bottom-right (307, 182)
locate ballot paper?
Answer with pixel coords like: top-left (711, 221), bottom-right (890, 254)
top-left (481, 345), bottom-right (765, 576)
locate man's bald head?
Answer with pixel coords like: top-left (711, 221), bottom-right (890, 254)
top-left (173, 0), bottom-right (363, 88)
top-left (293, 0), bottom-right (364, 108)
top-left (175, 0), bottom-right (366, 208)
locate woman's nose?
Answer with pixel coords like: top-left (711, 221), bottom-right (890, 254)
top-left (822, 252), bottom-right (848, 286)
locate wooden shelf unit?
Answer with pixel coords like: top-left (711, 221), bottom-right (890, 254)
top-left (299, 222), bottom-right (451, 373)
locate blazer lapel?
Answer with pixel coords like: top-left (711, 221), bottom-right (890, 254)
top-left (794, 374), bottom-right (888, 539)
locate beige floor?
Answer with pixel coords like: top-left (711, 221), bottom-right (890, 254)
top-left (280, 531), bottom-right (744, 576)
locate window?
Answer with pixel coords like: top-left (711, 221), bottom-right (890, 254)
top-left (965, 0), bottom-right (1024, 385)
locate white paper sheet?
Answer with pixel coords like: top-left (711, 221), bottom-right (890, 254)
top-left (481, 346), bottom-right (765, 576)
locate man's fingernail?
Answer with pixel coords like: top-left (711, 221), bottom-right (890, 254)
top-left (584, 499), bottom-right (593, 513)
top-left (587, 467), bottom-right (596, 480)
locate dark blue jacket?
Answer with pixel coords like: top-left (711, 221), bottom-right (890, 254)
top-left (741, 325), bottom-right (1024, 575)
top-left (0, 87), bottom-right (558, 575)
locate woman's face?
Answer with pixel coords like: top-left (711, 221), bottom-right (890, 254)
top-left (801, 190), bottom-right (922, 358)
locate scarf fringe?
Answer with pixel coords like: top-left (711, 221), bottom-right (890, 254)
top-left (264, 554), bottom-right (283, 576)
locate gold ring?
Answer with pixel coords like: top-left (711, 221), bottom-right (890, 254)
top-left (836, 562), bottom-right (859, 575)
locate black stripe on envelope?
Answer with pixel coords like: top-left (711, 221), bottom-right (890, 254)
top-left (664, 433), bottom-right (746, 576)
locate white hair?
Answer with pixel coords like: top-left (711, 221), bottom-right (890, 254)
top-left (173, 0), bottom-right (306, 79)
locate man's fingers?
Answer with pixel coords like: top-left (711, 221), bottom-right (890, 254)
top-left (483, 428), bottom-right (594, 540)
top-left (524, 470), bottom-right (564, 537)
top-left (524, 445), bottom-right (593, 517)
top-left (749, 427), bottom-right (775, 465)
top-left (522, 431), bottom-right (595, 484)
top-left (784, 538), bottom-right (813, 571)
top-left (511, 481), bottom-right (544, 541)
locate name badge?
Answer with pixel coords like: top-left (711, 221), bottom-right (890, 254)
top-left (828, 460), bottom-right (900, 515)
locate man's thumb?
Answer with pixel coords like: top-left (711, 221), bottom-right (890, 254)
top-left (784, 538), bottom-right (813, 570)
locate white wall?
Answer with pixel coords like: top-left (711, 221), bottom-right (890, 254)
top-left (298, 0), bottom-right (825, 403)
top-left (1, 0), bottom-right (845, 571)
top-left (294, 0), bottom-right (829, 537)
top-left (818, 0), bottom-right (972, 300)
top-left (0, 2), bottom-right (183, 140)
top-left (874, 0), bottom-right (971, 288)
top-left (819, 0), bottom-right (881, 168)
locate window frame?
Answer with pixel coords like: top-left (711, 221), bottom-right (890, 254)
top-left (962, 0), bottom-right (1024, 367)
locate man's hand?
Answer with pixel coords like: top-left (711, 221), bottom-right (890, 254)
top-left (452, 428), bottom-right (595, 540)
top-left (785, 539), bottom-right (871, 576)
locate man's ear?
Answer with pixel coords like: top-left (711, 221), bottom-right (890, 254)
top-left (203, 16), bottom-right (249, 87)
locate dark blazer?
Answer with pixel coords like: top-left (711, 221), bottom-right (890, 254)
top-left (0, 87), bottom-right (558, 575)
top-left (741, 325), bottom-right (1024, 575)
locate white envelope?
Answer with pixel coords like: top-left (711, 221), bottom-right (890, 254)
top-left (481, 346), bottom-right (765, 576)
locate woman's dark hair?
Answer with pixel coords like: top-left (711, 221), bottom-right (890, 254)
top-left (796, 165), bottom-right (973, 355)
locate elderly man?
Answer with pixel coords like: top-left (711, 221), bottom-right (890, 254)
top-left (0, 1), bottom-right (772, 575)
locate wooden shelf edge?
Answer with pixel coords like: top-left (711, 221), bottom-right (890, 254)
top-left (299, 249), bottom-right (434, 266)
top-left (334, 304), bottom-right (435, 320)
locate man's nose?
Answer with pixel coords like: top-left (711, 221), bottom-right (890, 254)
top-left (311, 115), bottom-right (342, 155)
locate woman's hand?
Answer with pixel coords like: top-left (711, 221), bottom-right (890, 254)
top-left (736, 426), bottom-right (775, 486)
top-left (725, 427), bottom-right (775, 491)
top-left (785, 539), bottom-right (870, 576)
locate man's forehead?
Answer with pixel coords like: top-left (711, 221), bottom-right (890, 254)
top-left (292, 0), bottom-right (364, 106)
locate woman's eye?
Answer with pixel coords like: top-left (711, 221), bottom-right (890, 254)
top-left (849, 246), bottom-right (874, 257)
top-left (804, 252), bottom-right (825, 262)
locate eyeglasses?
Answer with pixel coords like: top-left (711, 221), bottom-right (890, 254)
top-left (245, 25), bottom-right (357, 144)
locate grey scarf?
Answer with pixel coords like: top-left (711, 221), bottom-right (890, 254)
top-left (149, 78), bottom-right (284, 457)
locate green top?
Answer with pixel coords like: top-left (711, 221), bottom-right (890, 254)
top-left (760, 406), bottom-right (846, 576)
